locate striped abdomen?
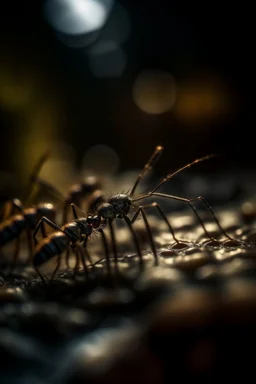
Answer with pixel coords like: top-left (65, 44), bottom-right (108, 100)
top-left (0, 215), bottom-right (26, 246)
top-left (33, 232), bottom-right (69, 267)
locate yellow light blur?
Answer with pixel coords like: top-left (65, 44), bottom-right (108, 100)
top-left (175, 78), bottom-right (230, 124)
top-left (132, 69), bottom-right (176, 114)
top-left (0, 67), bottom-right (34, 110)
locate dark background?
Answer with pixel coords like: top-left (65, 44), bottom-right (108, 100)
top-left (0, 0), bottom-right (254, 198)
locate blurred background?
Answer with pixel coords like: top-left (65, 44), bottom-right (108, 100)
top-left (0, 0), bottom-right (254, 200)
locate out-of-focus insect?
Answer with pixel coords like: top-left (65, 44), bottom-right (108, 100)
top-left (34, 145), bottom-right (239, 280)
top-left (34, 166), bottom-right (104, 224)
top-left (0, 152), bottom-right (56, 270)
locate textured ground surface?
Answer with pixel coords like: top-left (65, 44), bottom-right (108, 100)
top-left (1, 171), bottom-right (256, 383)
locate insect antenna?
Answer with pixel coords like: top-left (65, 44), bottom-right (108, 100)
top-left (25, 150), bottom-right (51, 205)
top-left (27, 150), bottom-right (65, 205)
top-left (129, 145), bottom-right (163, 197)
top-left (150, 154), bottom-right (216, 194)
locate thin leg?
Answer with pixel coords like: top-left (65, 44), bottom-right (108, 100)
top-left (108, 219), bottom-right (118, 269)
top-left (33, 216), bottom-right (66, 245)
top-left (72, 247), bottom-right (80, 278)
top-left (50, 254), bottom-right (62, 282)
top-left (83, 235), bottom-right (93, 266)
top-left (29, 210), bottom-right (48, 264)
top-left (31, 176), bottom-right (64, 205)
top-left (194, 196), bottom-right (233, 240)
top-left (26, 151), bottom-right (50, 204)
top-left (130, 206), bottom-right (158, 265)
top-left (134, 192), bottom-right (217, 241)
top-left (65, 247), bottom-right (71, 269)
top-left (123, 215), bottom-right (143, 267)
top-left (78, 245), bottom-right (89, 279)
top-left (70, 203), bottom-right (88, 219)
top-left (1, 199), bottom-right (24, 221)
top-left (40, 220), bottom-right (47, 238)
top-left (34, 265), bottom-right (47, 285)
top-left (48, 237), bottom-right (65, 281)
top-left (131, 202), bottom-right (180, 244)
top-left (99, 228), bottom-right (112, 277)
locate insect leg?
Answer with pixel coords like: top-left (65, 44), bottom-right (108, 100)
top-left (132, 202), bottom-right (180, 244)
top-left (108, 219), bottom-right (119, 270)
top-left (83, 235), bottom-right (93, 266)
top-left (122, 215), bottom-right (143, 267)
top-left (191, 196), bottom-right (233, 240)
top-left (142, 193), bottom-right (217, 241)
top-left (50, 254), bottom-right (62, 282)
top-left (98, 228), bottom-right (112, 277)
top-left (70, 203), bottom-right (88, 219)
top-left (78, 245), bottom-right (89, 279)
top-left (65, 247), bottom-right (71, 270)
top-left (130, 206), bottom-right (158, 265)
top-left (33, 217), bottom-right (64, 245)
top-left (0, 198), bottom-right (24, 221)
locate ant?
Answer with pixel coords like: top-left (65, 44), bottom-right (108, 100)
top-left (32, 146), bottom-right (164, 281)
top-left (32, 203), bottom-right (103, 283)
top-left (33, 145), bottom-right (238, 281)
top-left (34, 164), bottom-right (104, 224)
top-left (0, 152), bottom-right (56, 270)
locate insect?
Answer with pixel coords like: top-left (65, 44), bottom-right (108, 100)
top-left (0, 152), bottom-right (57, 270)
top-left (34, 165), bottom-right (104, 224)
top-left (33, 145), bottom-right (238, 281)
top-left (0, 152), bottom-right (49, 221)
top-left (33, 204), bottom-right (102, 283)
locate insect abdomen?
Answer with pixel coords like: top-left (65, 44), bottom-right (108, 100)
top-left (0, 215), bottom-right (25, 246)
top-left (33, 232), bottom-right (69, 267)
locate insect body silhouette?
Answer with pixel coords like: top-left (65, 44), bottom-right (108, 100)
top-left (33, 204), bottom-right (102, 283)
top-left (34, 165), bottom-right (104, 224)
top-left (0, 152), bottom-right (57, 270)
top-left (33, 145), bottom-right (239, 281)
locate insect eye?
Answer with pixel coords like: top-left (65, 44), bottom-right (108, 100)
top-left (93, 216), bottom-right (101, 229)
top-left (87, 216), bottom-right (93, 225)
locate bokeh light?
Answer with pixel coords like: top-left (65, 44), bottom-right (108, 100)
top-left (44, 0), bottom-right (114, 47)
top-left (132, 69), bottom-right (176, 114)
top-left (100, 1), bottom-right (131, 44)
top-left (175, 77), bottom-right (231, 125)
top-left (0, 66), bottom-right (34, 111)
top-left (82, 144), bottom-right (120, 176)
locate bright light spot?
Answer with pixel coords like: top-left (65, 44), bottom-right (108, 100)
top-left (175, 78), bottom-right (230, 124)
top-left (133, 69), bottom-right (176, 114)
top-left (44, 0), bottom-right (113, 35)
top-left (88, 41), bottom-right (126, 78)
